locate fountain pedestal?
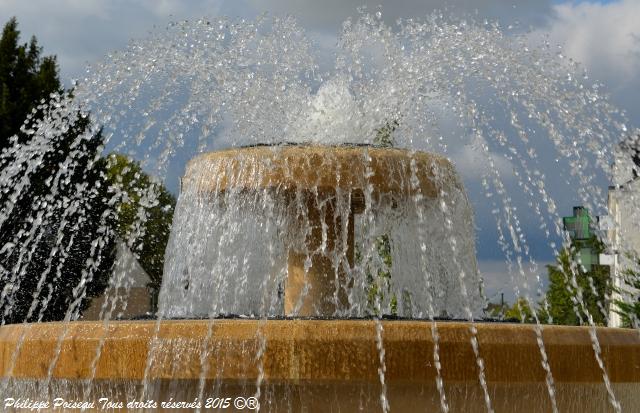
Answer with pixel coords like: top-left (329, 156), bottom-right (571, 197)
top-left (182, 146), bottom-right (456, 316)
top-left (284, 195), bottom-right (355, 315)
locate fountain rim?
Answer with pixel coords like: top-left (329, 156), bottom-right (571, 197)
top-left (186, 142), bottom-right (453, 165)
top-left (182, 143), bottom-right (459, 197)
top-left (0, 320), bottom-right (638, 383)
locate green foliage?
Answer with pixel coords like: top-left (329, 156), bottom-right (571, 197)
top-left (613, 254), bottom-right (640, 328)
top-left (485, 296), bottom-right (536, 322)
top-left (105, 154), bottom-right (176, 311)
top-left (544, 236), bottom-right (611, 326)
top-left (484, 301), bottom-right (506, 319)
top-left (0, 18), bottom-right (115, 323)
top-left (358, 121), bottom-right (400, 315)
top-left (360, 234), bottom-right (398, 317)
top-left (486, 234), bottom-right (611, 326)
top-left (0, 17), bottom-right (61, 148)
top-left (0, 116), bottom-right (117, 323)
top-left (373, 120), bottom-right (398, 147)
top-left (0, 17), bottom-right (177, 321)
top-left (503, 297), bottom-right (536, 323)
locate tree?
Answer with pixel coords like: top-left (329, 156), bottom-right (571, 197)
top-left (351, 120), bottom-right (403, 317)
top-left (0, 18), bottom-right (116, 323)
top-left (359, 234), bottom-right (398, 316)
top-left (485, 296), bottom-right (536, 323)
top-left (503, 297), bottom-right (536, 323)
top-left (544, 236), bottom-right (611, 326)
top-left (105, 154), bottom-right (176, 312)
top-left (0, 17), bottom-right (61, 148)
top-left (485, 300), bottom-right (507, 319)
top-left (0, 18), bottom-right (177, 322)
top-left (0, 115), bottom-right (117, 323)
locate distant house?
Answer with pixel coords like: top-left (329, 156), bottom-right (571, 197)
top-left (607, 136), bottom-right (640, 327)
top-left (82, 242), bottom-right (152, 320)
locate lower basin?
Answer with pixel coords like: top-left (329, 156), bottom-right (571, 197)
top-left (0, 320), bottom-right (639, 412)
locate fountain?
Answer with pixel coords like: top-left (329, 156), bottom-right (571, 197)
top-left (0, 12), bottom-right (639, 412)
top-left (1, 144), bottom-right (639, 411)
top-left (159, 145), bottom-right (481, 319)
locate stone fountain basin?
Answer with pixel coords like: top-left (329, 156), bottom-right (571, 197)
top-left (182, 145), bottom-right (457, 198)
top-left (168, 145), bottom-right (481, 318)
top-left (0, 320), bottom-right (639, 412)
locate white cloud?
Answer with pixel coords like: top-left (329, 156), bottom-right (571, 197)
top-left (551, 0), bottom-right (639, 77)
top-left (0, 0), bottom-right (227, 83)
top-left (536, 0), bottom-right (640, 120)
top-left (247, 0), bottom-right (553, 30)
top-left (450, 144), bottom-right (515, 183)
top-left (479, 259), bottom-right (552, 304)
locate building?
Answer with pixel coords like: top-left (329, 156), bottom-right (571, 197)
top-left (607, 136), bottom-right (640, 327)
top-left (562, 206), bottom-right (599, 272)
top-left (82, 242), bottom-right (153, 320)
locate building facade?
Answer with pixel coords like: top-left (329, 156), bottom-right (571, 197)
top-left (607, 137), bottom-right (640, 327)
top-left (82, 242), bottom-right (153, 320)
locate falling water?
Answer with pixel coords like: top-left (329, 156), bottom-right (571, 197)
top-left (0, 10), bottom-right (635, 412)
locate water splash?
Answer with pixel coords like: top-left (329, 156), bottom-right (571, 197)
top-left (0, 11), bottom-right (634, 411)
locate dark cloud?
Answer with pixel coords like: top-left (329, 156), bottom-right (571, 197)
top-left (247, 0), bottom-right (555, 31)
top-left (0, 0), bottom-right (562, 83)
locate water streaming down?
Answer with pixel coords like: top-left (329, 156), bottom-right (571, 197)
top-left (159, 146), bottom-right (480, 319)
top-left (0, 11), bottom-right (636, 411)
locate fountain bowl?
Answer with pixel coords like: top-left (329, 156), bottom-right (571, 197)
top-left (0, 320), bottom-right (639, 412)
top-left (162, 145), bottom-right (483, 319)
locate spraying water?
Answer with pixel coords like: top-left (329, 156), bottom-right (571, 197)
top-left (0, 11), bottom-right (635, 412)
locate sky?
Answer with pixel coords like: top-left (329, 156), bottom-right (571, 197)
top-left (1, 0), bottom-right (638, 303)
top-left (1, 0), bottom-right (637, 123)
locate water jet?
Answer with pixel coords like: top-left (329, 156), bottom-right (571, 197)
top-left (0, 13), bottom-right (638, 412)
top-left (2, 145), bottom-right (640, 412)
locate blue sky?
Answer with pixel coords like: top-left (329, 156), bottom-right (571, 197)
top-left (1, 0), bottom-right (638, 302)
